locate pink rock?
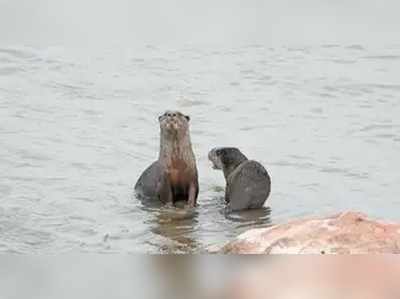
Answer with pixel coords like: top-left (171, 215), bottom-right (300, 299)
top-left (221, 211), bottom-right (400, 254)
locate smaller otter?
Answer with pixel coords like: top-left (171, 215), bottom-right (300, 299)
top-left (208, 147), bottom-right (271, 212)
top-left (135, 111), bottom-right (199, 207)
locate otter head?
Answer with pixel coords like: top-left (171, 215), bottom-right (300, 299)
top-left (208, 147), bottom-right (248, 179)
top-left (158, 110), bottom-right (190, 137)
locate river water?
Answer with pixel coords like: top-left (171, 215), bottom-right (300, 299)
top-left (1, 44), bottom-right (399, 253)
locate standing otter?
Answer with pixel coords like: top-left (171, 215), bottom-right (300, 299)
top-left (135, 111), bottom-right (199, 207)
top-left (208, 147), bottom-right (271, 212)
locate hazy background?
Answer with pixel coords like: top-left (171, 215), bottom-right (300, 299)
top-left (1, 0), bottom-right (400, 47)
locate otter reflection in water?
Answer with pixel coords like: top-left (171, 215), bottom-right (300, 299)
top-left (135, 111), bottom-right (199, 208)
top-left (208, 147), bottom-right (271, 212)
top-left (139, 203), bottom-right (200, 253)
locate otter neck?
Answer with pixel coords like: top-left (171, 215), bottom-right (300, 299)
top-left (159, 129), bottom-right (195, 167)
top-left (222, 155), bottom-right (248, 180)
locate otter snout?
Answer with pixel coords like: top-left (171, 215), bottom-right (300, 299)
top-left (159, 110), bottom-right (190, 133)
top-left (165, 116), bottom-right (179, 130)
top-left (208, 148), bottom-right (223, 170)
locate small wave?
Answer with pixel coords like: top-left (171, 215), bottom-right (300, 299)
top-left (319, 166), bottom-right (369, 179)
top-left (0, 184), bottom-right (12, 197)
top-left (321, 44), bottom-right (340, 48)
top-left (225, 207), bottom-right (271, 223)
top-left (0, 47), bottom-right (37, 60)
top-left (286, 47), bottom-right (310, 53)
top-left (271, 160), bottom-right (315, 170)
top-left (363, 55), bottom-right (400, 61)
top-left (369, 84), bottom-right (400, 91)
top-left (0, 66), bottom-right (25, 76)
top-left (273, 160), bottom-right (369, 180)
top-left (289, 154), bottom-right (315, 161)
top-left (176, 98), bottom-right (208, 107)
top-left (240, 69), bottom-right (257, 75)
top-left (310, 107), bottom-right (323, 114)
top-left (345, 45), bottom-right (365, 51)
top-left (0, 57), bottom-right (12, 63)
top-left (323, 83), bottom-right (400, 96)
top-left (360, 124), bottom-right (395, 132)
top-left (331, 59), bottom-right (356, 64)
top-left (374, 133), bottom-right (396, 140)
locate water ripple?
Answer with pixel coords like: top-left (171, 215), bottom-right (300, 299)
top-left (0, 44), bottom-right (399, 253)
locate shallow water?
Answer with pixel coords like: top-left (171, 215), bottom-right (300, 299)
top-left (1, 44), bottom-right (399, 253)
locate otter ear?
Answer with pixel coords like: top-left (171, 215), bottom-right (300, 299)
top-left (185, 115), bottom-right (190, 122)
top-left (158, 115), bottom-right (163, 122)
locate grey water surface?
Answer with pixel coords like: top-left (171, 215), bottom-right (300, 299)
top-left (1, 44), bottom-right (400, 253)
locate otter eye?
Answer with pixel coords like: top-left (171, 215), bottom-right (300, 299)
top-left (172, 113), bottom-right (176, 117)
top-left (185, 115), bottom-right (190, 121)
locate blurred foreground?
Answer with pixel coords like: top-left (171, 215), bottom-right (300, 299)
top-left (1, 256), bottom-right (399, 299)
top-left (216, 257), bottom-right (400, 299)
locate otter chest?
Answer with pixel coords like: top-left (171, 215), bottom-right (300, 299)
top-left (167, 160), bottom-right (191, 185)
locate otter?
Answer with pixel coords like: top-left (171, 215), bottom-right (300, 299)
top-left (135, 111), bottom-right (199, 208)
top-left (208, 147), bottom-right (271, 212)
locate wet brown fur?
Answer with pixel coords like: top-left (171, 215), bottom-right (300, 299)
top-left (157, 111), bottom-right (199, 206)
